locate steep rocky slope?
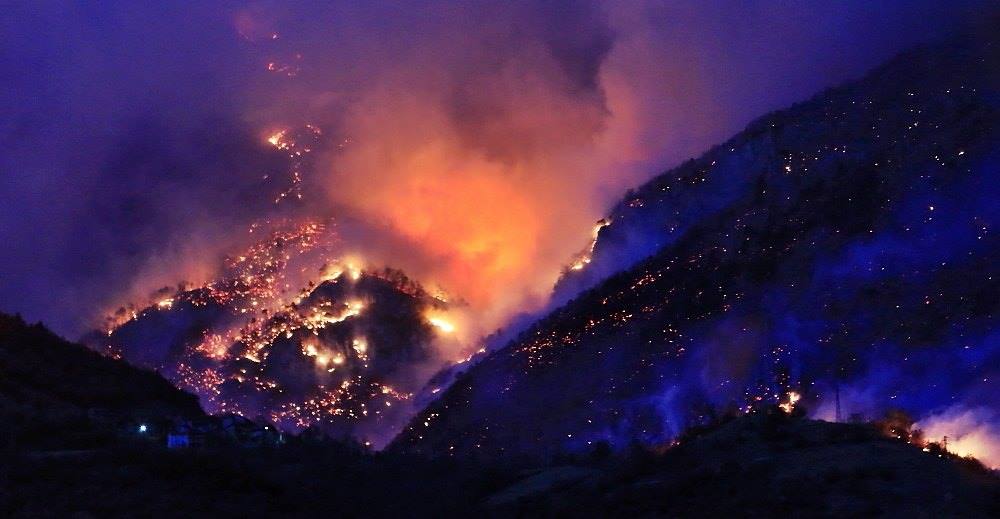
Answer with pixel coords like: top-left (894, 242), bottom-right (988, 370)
top-left (394, 34), bottom-right (999, 458)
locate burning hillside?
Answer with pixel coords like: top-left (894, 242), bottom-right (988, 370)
top-left (86, 220), bottom-right (468, 446)
top-left (3, 2), bottom-right (1000, 516)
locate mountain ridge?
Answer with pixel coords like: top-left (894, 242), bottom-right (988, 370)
top-left (392, 33), bottom-right (999, 458)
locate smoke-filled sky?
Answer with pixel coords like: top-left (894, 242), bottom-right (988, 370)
top-left (0, 0), bottom-right (987, 337)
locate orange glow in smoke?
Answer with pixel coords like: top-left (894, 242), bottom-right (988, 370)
top-left (365, 164), bottom-right (543, 310)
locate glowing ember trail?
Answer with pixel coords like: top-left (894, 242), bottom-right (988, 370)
top-left (264, 124), bottom-right (323, 205)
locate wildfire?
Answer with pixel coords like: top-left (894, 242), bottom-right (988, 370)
top-left (268, 378), bottom-right (414, 430)
top-left (95, 217), bottom-right (464, 437)
top-left (266, 130), bottom-right (286, 148)
top-left (569, 219), bottom-right (610, 271)
top-left (303, 299), bottom-right (365, 331)
top-left (322, 266), bottom-right (344, 282)
top-left (427, 316), bottom-right (455, 334)
top-left (196, 332), bottom-right (231, 361)
top-left (778, 391), bottom-right (801, 414)
top-left (918, 407), bottom-right (1000, 469)
top-left (456, 346), bottom-right (487, 364)
top-left (347, 263), bottom-right (362, 281)
top-left (263, 124), bottom-right (323, 204)
top-left (352, 338), bottom-right (369, 362)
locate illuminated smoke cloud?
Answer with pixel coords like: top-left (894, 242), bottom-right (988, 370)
top-left (238, 0), bottom-right (985, 337)
top-left (918, 406), bottom-right (1000, 469)
top-left (0, 0), bottom-right (984, 341)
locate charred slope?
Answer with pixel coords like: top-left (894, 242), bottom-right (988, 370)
top-left (0, 313), bottom-right (204, 449)
top-left (553, 32), bottom-right (999, 308)
top-left (394, 34), bottom-right (999, 457)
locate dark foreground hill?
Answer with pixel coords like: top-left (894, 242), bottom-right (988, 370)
top-left (0, 313), bottom-right (204, 451)
top-left (3, 405), bottom-right (997, 517)
top-left (1, 308), bottom-right (998, 516)
top-left (393, 33), bottom-right (999, 458)
top-left (483, 412), bottom-right (1000, 517)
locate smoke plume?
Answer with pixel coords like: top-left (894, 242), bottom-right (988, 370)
top-left (0, 0), bottom-right (984, 339)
